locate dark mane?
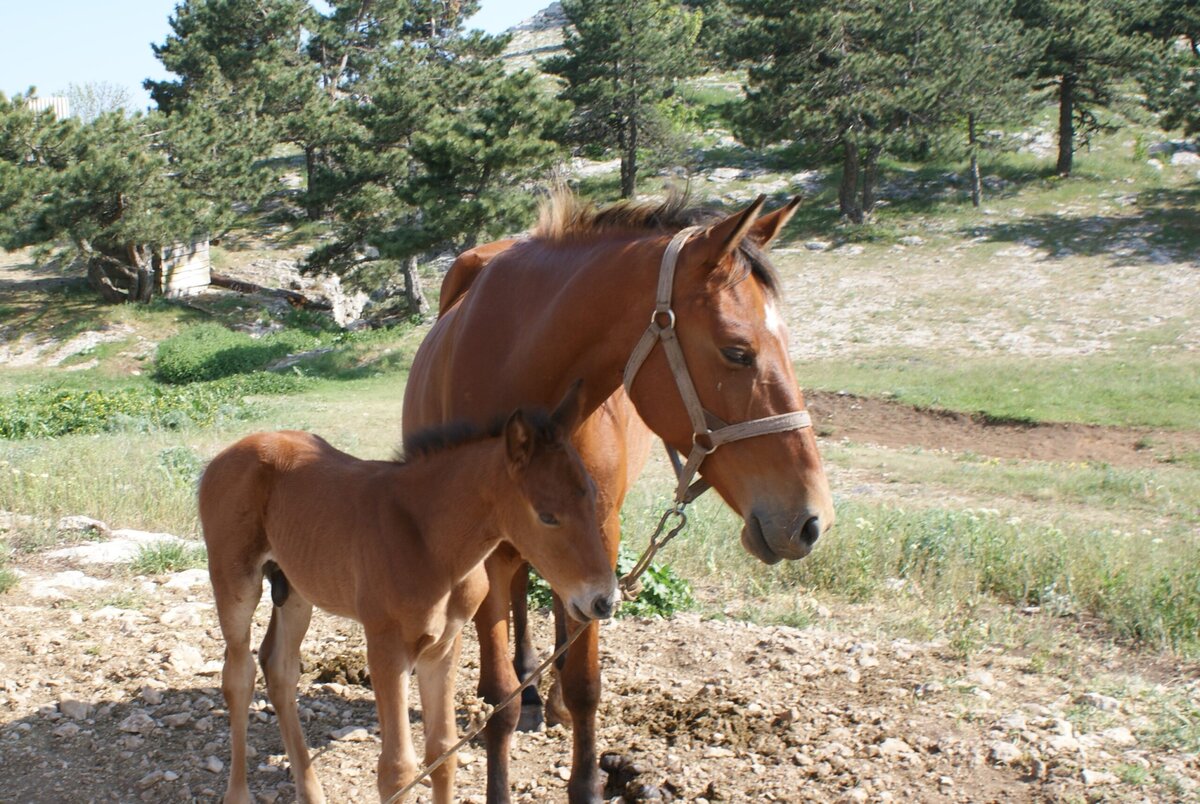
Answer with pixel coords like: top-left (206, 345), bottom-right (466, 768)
top-left (394, 407), bottom-right (561, 463)
top-left (532, 190), bottom-right (781, 297)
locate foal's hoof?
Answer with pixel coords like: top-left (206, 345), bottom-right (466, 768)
top-left (517, 702), bottom-right (544, 732)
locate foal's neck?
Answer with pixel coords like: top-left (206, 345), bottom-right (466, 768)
top-left (392, 438), bottom-right (516, 580)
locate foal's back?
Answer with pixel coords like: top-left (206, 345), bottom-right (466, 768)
top-left (199, 431), bottom-right (404, 619)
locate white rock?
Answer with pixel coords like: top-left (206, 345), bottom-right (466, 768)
top-left (137, 770), bottom-right (165, 789)
top-left (164, 569), bottom-right (210, 590)
top-left (898, 235), bottom-right (925, 246)
top-left (878, 737), bottom-right (914, 757)
top-left (330, 726), bottom-right (372, 742)
top-left (59, 698), bottom-right (91, 721)
top-left (141, 686), bottom-right (165, 706)
top-left (1077, 692), bottom-right (1121, 712)
top-left (119, 712), bottom-right (157, 734)
top-left (56, 515), bottom-right (110, 537)
top-left (1170, 151), bottom-right (1200, 166)
top-left (703, 746), bottom-right (735, 759)
top-left (46, 529), bottom-right (183, 565)
top-left (989, 741), bottom-right (1023, 765)
top-left (89, 606), bottom-right (147, 624)
top-left (169, 645), bottom-right (205, 674)
top-left (163, 713), bottom-right (193, 728)
top-left (52, 722), bottom-right (81, 739)
top-left (1081, 768), bottom-right (1120, 786)
top-left (160, 602), bottom-right (213, 627)
top-left (1044, 733), bottom-right (1080, 754)
top-left (804, 240), bottom-right (832, 252)
top-left (29, 571), bottom-right (110, 598)
top-left (1100, 726), bottom-right (1137, 746)
top-left (202, 755), bottom-right (224, 774)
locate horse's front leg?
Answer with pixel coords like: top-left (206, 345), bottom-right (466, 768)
top-left (510, 563), bottom-right (545, 731)
top-left (475, 546), bottom-right (524, 804)
top-left (557, 506), bottom-right (622, 804)
top-left (365, 627), bottom-right (416, 802)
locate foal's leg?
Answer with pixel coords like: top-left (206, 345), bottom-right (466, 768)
top-left (366, 626), bottom-right (417, 802)
top-left (212, 566), bottom-right (262, 804)
top-left (259, 592), bottom-right (323, 803)
top-left (510, 563), bottom-right (544, 731)
top-left (475, 547), bottom-right (525, 804)
top-left (558, 508), bottom-right (622, 804)
top-left (416, 633), bottom-right (463, 804)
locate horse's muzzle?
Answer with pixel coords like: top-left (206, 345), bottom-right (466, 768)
top-left (743, 510), bottom-right (821, 564)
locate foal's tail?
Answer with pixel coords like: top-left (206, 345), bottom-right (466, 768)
top-left (264, 560), bottom-right (290, 607)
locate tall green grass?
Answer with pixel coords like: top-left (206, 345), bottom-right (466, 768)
top-left (630, 492), bottom-right (1200, 657)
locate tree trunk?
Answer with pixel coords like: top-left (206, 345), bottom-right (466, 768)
top-left (1056, 73), bottom-right (1076, 177)
top-left (968, 112), bottom-right (982, 208)
top-left (403, 255), bottom-right (429, 320)
top-left (304, 145), bottom-right (325, 220)
top-left (86, 258), bottom-right (130, 304)
top-left (838, 141), bottom-right (863, 224)
top-left (620, 119), bottom-right (638, 199)
top-left (861, 146), bottom-right (881, 220)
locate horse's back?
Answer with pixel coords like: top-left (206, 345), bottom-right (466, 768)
top-left (437, 238), bottom-right (521, 317)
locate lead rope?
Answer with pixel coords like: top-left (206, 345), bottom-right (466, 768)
top-left (383, 506), bottom-right (689, 803)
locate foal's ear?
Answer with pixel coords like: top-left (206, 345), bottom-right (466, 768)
top-left (550, 379), bottom-right (586, 436)
top-left (682, 194), bottom-right (766, 273)
top-left (505, 409), bottom-right (535, 468)
top-left (748, 196), bottom-right (801, 250)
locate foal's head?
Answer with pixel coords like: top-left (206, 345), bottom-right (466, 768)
top-left (503, 382), bottom-right (617, 622)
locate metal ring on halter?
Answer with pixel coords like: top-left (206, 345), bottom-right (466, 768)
top-left (693, 430), bottom-right (717, 455)
top-left (652, 309), bottom-right (676, 330)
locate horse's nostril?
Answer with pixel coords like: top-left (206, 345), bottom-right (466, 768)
top-left (592, 594), bottom-right (614, 620)
top-left (800, 516), bottom-right (821, 547)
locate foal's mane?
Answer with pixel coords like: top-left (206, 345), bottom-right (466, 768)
top-left (394, 408), bottom-right (561, 464)
top-left (532, 190), bottom-right (781, 297)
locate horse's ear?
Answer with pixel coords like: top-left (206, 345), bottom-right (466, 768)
top-left (682, 194), bottom-right (767, 274)
top-left (551, 379), bottom-right (585, 436)
top-left (505, 409), bottom-right (534, 468)
top-left (748, 196), bottom-right (801, 250)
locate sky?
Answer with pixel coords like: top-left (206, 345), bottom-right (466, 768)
top-left (0, 0), bottom-right (551, 111)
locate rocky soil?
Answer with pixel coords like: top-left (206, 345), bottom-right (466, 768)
top-left (1, 516), bottom-right (1198, 803)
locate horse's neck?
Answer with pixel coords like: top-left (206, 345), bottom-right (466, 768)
top-left (393, 440), bottom-right (512, 579)
top-left (501, 237), bottom-right (661, 411)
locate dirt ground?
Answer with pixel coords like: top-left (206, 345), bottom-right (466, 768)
top-left (1, 565), bottom-right (1197, 804)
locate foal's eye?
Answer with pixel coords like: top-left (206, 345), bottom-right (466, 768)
top-left (538, 512), bottom-right (561, 527)
top-left (721, 347), bottom-right (755, 368)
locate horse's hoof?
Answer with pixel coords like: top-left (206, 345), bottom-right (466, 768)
top-left (517, 702), bottom-right (544, 732)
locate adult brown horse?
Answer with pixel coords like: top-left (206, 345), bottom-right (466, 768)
top-left (403, 192), bottom-right (835, 802)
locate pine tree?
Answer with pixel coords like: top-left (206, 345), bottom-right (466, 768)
top-left (930, 0), bottom-right (1041, 206)
top-left (0, 92), bottom-right (271, 303)
top-left (305, 22), bottom-right (566, 317)
top-left (1136, 0), bottom-right (1200, 139)
top-left (545, 0), bottom-right (702, 199)
top-left (1013, 0), bottom-right (1152, 176)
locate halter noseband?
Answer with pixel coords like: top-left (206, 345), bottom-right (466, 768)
top-left (622, 226), bottom-right (813, 505)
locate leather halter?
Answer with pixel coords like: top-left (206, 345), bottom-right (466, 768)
top-left (622, 226), bottom-right (813, 505)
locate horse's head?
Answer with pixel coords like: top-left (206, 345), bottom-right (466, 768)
top-left (627, 197), bottom-right (835, 564)
top-left (503, 381), bottom-right (618, 621)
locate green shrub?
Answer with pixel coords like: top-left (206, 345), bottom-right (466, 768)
top-left (131, 541), bottom-right (208, 575)
top-left (155, 323), bottom-right (319, 383)
top-left (527, 543), bottom-right (694, 618)
top-left (0, 373), bottom-right (306, 440)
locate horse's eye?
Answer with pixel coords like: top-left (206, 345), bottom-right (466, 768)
top-left (721, 347), bottom-right (755, 367)
top-left (538, 512), bottom-right (561, 527)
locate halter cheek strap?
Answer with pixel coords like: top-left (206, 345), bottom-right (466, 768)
top-left (622, 226), bottom-right (813, 505)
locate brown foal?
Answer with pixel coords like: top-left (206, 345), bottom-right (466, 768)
top-left (199, 386), bottom-right (617, 804)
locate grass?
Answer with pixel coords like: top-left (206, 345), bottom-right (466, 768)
top-left (130, 540), bottom-right (208, 575)
top-left (823, 442), bottom-right (1200, 526)
top-left (796, 346), bottom-right (1200, 429)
